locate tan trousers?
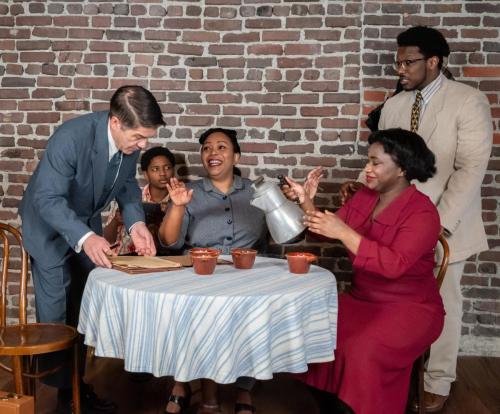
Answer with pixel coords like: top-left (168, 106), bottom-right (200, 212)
top-left (424, 261), bottom-right (466, 396)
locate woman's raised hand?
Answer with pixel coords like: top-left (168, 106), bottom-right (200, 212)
top-left (166, 177), bottom-right (193, 206)
top-left (304, 166), bottom-right (324, 200)
top-left (282, 167), bottom-right (323, 204)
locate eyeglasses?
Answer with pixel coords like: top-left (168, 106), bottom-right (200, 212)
top-left (393, 58), bottom-right (426, 70)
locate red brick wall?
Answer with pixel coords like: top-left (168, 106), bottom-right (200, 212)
top-left (0, 1), bottom-right (498, 355)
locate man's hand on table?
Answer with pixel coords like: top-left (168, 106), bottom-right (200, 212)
top-left (83, 234), bottom-right (115, 268)
top-left (130, 222), bottom-right (157, 257)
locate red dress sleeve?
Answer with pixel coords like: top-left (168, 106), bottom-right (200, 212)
top-left (353, 206), bottom-right (440, 279)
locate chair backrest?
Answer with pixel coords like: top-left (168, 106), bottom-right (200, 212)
top-left (436, 234), bottom-right (449, 290)
top-left (0, 223), bottom-right (29, 327)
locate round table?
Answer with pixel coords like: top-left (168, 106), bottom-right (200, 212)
top-left (78, 256), bottom-right (338, 383)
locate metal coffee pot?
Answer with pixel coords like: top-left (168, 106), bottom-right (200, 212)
top-left (250, 177), bottom-right (306, 244)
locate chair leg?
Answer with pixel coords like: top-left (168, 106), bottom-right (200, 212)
top-left (418, 355), bottom-right (425, 414)
top-left (72, 342), bottom-right (81, 414)
top-left (21, 356), bottom-right (29, 395)
top-left (21, 355), bottom-right (35, 396)
top-left (30, 356), bottom-right (37, 400)
top-left (12, 355), bottom-right (24, 395)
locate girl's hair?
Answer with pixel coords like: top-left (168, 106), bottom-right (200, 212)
top-left (140, 146), bottom-right (175, 171)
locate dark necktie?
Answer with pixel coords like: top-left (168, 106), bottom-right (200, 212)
top-left (410, 91), bottom-right (423, 133)
top-left (98, 151), bottom-right (122, 207)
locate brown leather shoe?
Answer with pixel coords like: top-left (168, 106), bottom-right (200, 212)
top-left (411, 391), bottom-right (448, 413)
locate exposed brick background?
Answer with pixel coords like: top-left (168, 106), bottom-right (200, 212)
top-left (0, 0), bottom-right (498, 356)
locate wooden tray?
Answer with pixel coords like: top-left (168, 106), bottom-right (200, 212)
top-left (109, 256), bottom-right (182, 274)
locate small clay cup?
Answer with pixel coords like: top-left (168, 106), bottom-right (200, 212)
top-left (189, 247), bottom-right (221, 257)
top-left (231, 248), bottom-right (257, 269)
top-left (286, 252), bottom-right (317, 274)
top-left (189, 248), bottom-right (220, 275)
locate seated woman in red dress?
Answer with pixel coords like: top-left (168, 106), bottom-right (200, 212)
top-left (286, 128), bottom-right (445, 414)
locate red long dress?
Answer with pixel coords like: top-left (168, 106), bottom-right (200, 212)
top-left (302, 185), bottom-right (445, 414)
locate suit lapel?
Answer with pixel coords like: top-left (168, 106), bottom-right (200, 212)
top-left (92, 113), bottom-right (110, 209)
top-left (418, 80), bottom-right (447, 144)
top-left (389, 92), bottom-right (413, 131)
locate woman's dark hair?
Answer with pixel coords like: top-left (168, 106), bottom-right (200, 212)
top-left (397, 26), bottom-right (450, 69)
top-left (368, 128), bottom-right (436, 182)
top-left (140, 146), bottom-right (175, 171)
top-left (109, 85), bottom-right (165, 129)
top-left (198, 128), bottom-right (241, 154)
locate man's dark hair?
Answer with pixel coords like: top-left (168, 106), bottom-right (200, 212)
top-left (109, 85), bottom-right (165, 129)
top-left (198, 128), bottom-right (241, 154)
top-left (397, 26), bottom-right (450, 69)
top-left (368, 128), bottom-right (436, 182)
top-left (140, 146), bottom-right (175, 171)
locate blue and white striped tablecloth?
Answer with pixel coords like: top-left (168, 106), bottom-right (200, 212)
top-left (78, 256), bottom-right (338, 383)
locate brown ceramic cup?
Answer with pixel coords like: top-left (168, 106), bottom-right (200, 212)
top-left (231, 248), bottom-right (258, 269)
top-left (286, 252), bottom-right (317, 274)
top-left (189, 248), bottom-right (221, 257)
top-left (189, 248), bottom-right (220, 275)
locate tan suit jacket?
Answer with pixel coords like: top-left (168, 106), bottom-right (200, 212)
top-left (375, 78), bottom-right (492, 262)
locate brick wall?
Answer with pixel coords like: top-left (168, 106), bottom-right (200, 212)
top-left (0, 0), bottom-right (498, 355)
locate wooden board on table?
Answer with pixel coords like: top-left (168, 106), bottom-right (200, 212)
top-left (109, 256), bottom-right (182, 274)
top-left (160, 255), bottom-right (192, 267)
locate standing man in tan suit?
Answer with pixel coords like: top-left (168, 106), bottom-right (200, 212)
top-left (341, 26), bottom-right (492, 412)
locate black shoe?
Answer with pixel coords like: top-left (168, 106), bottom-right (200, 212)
top-left (57, 384), bottom-right (116, 414)
top-left (80, 383), bottom-right (116, 412)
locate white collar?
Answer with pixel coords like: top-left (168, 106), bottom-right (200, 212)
top-left (107, 120), bottom-right (120, 161)
top-left (417, 73), bottom-right (444, 105)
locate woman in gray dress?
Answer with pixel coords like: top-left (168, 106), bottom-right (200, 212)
top-left (160, 128), bottom-right (266, 414)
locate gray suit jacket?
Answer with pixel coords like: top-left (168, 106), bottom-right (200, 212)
top-left (19, 111), bottom-right (144, 267)
top-left (378, 78), bottom-right (492, 262)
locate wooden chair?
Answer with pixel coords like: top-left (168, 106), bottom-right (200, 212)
top-left (413, 234), bottom-right (450, 414)
top-left (0, 223), bottom-right (80, 413)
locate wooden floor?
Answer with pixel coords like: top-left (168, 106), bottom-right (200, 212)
top-left (0, 356), bottom-right (499, 413)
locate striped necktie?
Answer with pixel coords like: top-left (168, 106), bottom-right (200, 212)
top-left (410, 91), bottom-right (423, 133)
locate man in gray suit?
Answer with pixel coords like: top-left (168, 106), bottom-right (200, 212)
top-left (341, 27), bottom-right (492, 412)
top-left (19, 85), bottom-right (163, 413)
